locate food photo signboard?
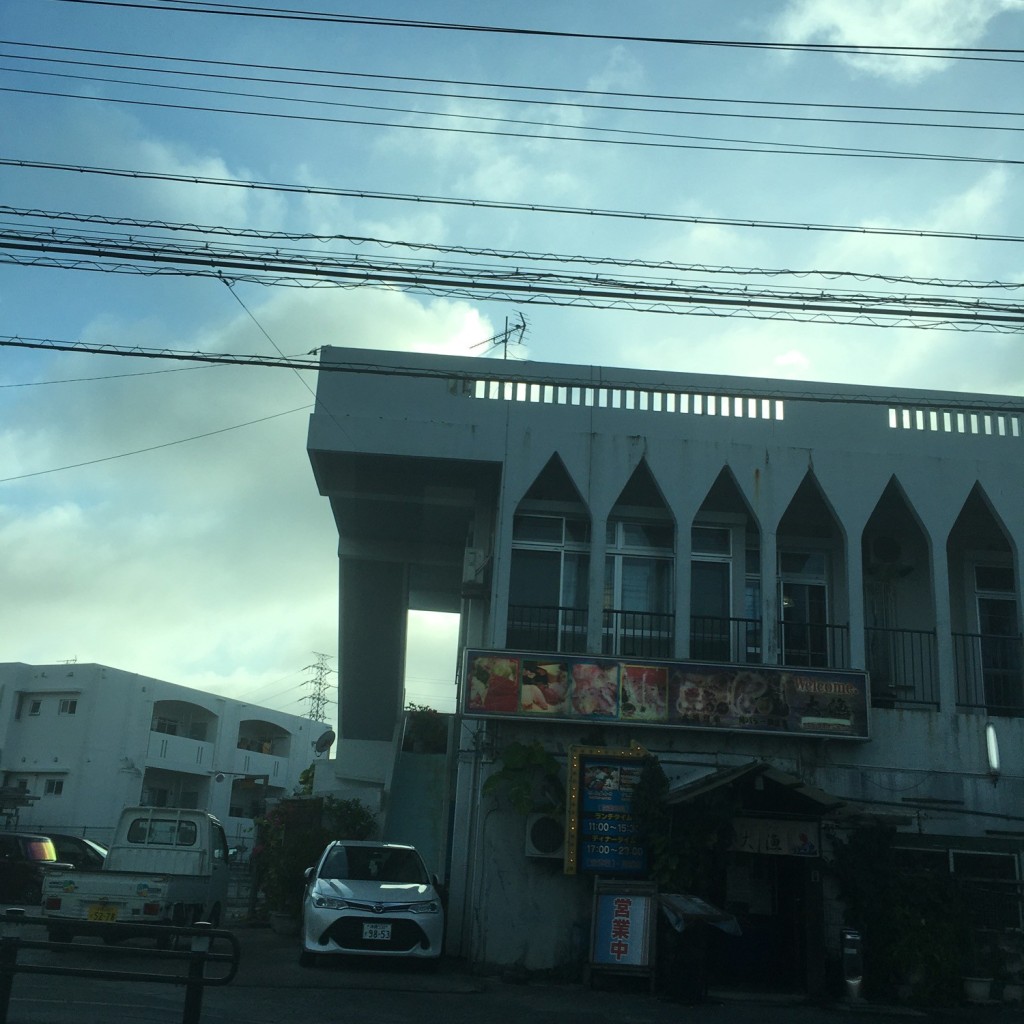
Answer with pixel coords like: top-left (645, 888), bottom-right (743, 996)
top-left (462, 649), bottom-right (869, 739)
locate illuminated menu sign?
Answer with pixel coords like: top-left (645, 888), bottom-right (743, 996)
top-left (462, 649), bottom-right (869, 740)
top-left (577, 757), bottom-right (647, 875)
top-left (565, 744), bottom-right (650, 877)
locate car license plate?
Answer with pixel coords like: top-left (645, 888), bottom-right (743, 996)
top-left (87, 904), bottom-right (118, 922)
top-left (362, 922), bottom-right (391, 941)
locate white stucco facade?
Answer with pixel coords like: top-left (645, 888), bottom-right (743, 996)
top-left (307, 347), bottom-right (1024, 987)
top-left (0, 662), bottom-right (329, 851)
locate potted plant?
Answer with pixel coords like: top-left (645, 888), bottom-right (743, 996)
top-left (402, 703), bottom-right (449, 754)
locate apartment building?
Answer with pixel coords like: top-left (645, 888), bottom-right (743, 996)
top-left (0, 662), bottom-right (329, 851)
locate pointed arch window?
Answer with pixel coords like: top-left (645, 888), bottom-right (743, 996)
top-left (602, 519), bottom-right (674, 658)
top-left (507, 514), bottom-right (590, 653)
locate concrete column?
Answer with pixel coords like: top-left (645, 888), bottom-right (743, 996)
top-left (587, 511), bottom-right (607, 654)
top-left (762, 530), bottom-right (779, 663)
top-left (674, 525), bottom-right (692, 660)
top-left (931, 545), bottom-right (957, 711)
top-left (338, 557), bottom-right (408, 741)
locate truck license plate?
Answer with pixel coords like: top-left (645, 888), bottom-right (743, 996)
top-left (362, 922), bottom-right (391, 941)
top-left (87, 904), bottom-right (118, 922)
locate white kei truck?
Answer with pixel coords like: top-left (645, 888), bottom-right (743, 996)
top-left (40, 806), bottom-right (231, 943)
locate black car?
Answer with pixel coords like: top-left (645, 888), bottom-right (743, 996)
top-left (0, 833), bottom-right (65, 905)
top-left (45, 834), bottom-right (107, 871)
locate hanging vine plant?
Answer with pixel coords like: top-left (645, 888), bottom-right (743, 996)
top-left (482, 740), bottom-right (563, 814)
top-left (631, 757), bottom-right (737, 895)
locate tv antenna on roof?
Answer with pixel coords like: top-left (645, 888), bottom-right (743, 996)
top-left (472, 312), bottom-right (527, 359)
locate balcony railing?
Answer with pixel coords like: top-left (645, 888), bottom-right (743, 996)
top-left (864, 627), bottom-right (938, 708)
top-left (689, 616), bottom-right (763, 664)
top-left (506, 604), bottom-right (588, 654)
top-left (953, 632), bottom-right (1024, 716)
top-left (602, 609), bottom-right (674, 659)
top-left (777, 621), bottom-right (849, 670)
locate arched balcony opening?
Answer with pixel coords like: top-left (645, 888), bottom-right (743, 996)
top-left (777, 472), bottom-right (848, 669)
top-left (507, 454), bottom-right (592, 654)
top-left (862, 478), bottom-right (938, 709)
top-left (690, 467), bottom-right (763, 664)
top-left (236, 719), bottom-right (291, 758)
top-left (602, 460), bottom-right (675, 659)
top-left (947, 484), bottom-right (1022, 717)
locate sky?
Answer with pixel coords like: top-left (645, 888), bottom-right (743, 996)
top-left (2, 0), bottom-right (1023, 722)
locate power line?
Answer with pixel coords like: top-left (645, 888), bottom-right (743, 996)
top-left (2, 228), bottom-right (1021, 330)
top-left (6, 40), bottom-right (1021, 122)
top-left (0, 401), bottom-right (310, 483)
top-left (4, 48), bottom-right (1022, 136)
top-left (5, 84), bottom-right (1020, 166)
top-left (4, 159), bottom-right (1024, 245)
top-left (3, 204), bottom-right (1020, 291)
top-left (50, 1), bottom-right (1024, 64)
top-left (5, 335), bottom-right (1024, 414)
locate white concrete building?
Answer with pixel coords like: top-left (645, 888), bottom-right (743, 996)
top-left (306, 347), bottom-right (1024, 995)
top-left (0, 662), bottom-right (330, 851)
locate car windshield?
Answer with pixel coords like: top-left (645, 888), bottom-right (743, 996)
top-left (319, 846), bottom-right (427, 884)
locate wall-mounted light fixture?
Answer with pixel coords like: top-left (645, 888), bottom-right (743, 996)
top-left (985, 721), bottom-right (1000, 781)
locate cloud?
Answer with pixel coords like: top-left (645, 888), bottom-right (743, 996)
top-left (771, 0), bottom-right (1024, 82)
top-left (0, 287), bottom-right (491, 708)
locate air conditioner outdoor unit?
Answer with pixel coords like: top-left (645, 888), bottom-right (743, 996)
top-left (525, 812), bottom-right (565, 859)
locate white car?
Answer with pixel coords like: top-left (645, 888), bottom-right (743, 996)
top-left (300, 840), bottom-right (444, 965)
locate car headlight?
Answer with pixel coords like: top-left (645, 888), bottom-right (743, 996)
top-left (409, 900), bottom-right (440, 914)
top-left (313, 896), bottom-right (349, 910)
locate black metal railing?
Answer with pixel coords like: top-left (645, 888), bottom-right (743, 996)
top-left (864, 626), bottom-right (939, 708)
top-left (602, 609), bottom-right (674, 659)
top-left (506, 604), bottom-right (588, 654)
top-left (777, 621), bottom-right (849, 669)
top-left (689, 616), bottom-right (763, 664)
top-left (0, 911), bottom-right (238, 1024)
top-left (953, 632), bottom-right (1024, 716)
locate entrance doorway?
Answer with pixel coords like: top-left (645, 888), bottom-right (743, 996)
top-left (707, 852), bottom-right (816, 992)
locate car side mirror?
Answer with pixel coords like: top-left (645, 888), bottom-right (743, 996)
top-left (304, 866), bottom-right (315, 882)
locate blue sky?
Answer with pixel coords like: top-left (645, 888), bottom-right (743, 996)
top-left (2, 1), bottom-right (1023, 717)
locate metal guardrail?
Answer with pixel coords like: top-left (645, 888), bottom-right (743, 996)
top-left (0, 909), bottom-right (239, 1024)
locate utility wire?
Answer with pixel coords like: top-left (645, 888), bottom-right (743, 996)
top-left (2, 227), bottom-right (1021, 329)
top-left (50, 1), bottom-right (1024, 64)
top-left (6, 40), bottom-right (1021, 121)
top-left (3, 48), bottom-right (1022, 135)
top-left (3, 205), bottom-right (1020, 291)
top-left (4, 159), bottom-right (1024, 245)
top-left (4, 83), bottom-right (1019, 165)
top-left (5, 336), bottom-right (1024, 413)
top-left (0, 403), bottom-right (311, 483)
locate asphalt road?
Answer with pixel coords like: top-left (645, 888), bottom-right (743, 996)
top-left (0, 917), bottom-right (1020, 1024)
